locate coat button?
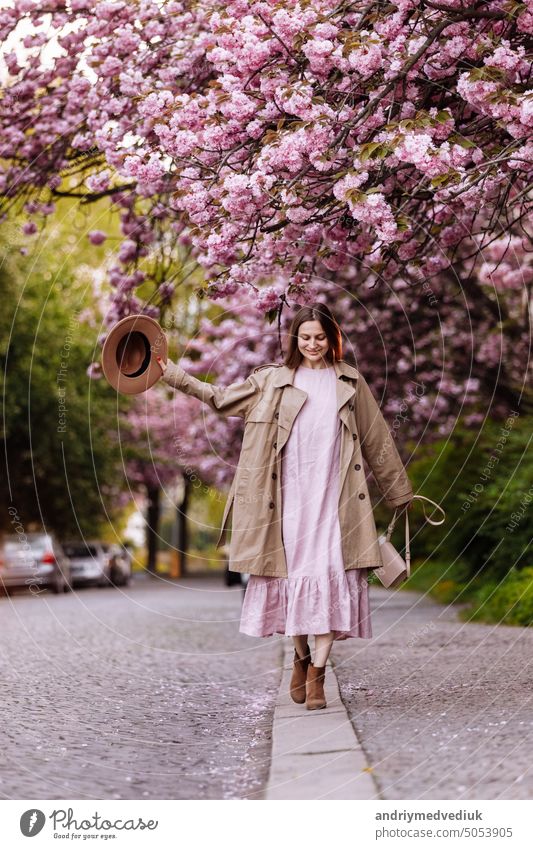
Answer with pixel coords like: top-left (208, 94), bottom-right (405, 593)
top-left (274, 412), bottom-right (279, 418)
top-left (358, 493), bottom-right (365, 499)
top-left (271, 472), bottom-right (277, 479)
top-left (269, 501), bottom-right (275, 509)
top-left (273, 441), bottom-right (277, 448)
top-left (353, 433), bottom-right (358, 440)
top-left (348, 403), bottom-right (354, 410)
top-left (354, 463), bottom-right (361, 470)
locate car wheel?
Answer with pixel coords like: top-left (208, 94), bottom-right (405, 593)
top-left (51, 576), bottom-right (64, 594)
top-left (224, 565), bottom-right (241, 587)
top-left (113, 568), bottom-right (131, 587)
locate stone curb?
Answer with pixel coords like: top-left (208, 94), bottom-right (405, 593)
top-left (263, 643), bottom-right (378, 800)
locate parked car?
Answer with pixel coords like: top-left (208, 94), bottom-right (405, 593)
top-left (107, 543), bottom-right (132, 587)
top-left (0, 532), bottom-right (72, 594)
top-left (224, 561), bottom-right (243, 587)
top-left (221, 544), bottom-right (249, 592)
top-left (63, 540), bottom-right (112, 588)
top-left (63, 541), bottom-right (132, 588)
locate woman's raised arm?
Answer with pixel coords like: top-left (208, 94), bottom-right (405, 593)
top-left (156, 356), bottom-right (261, 419)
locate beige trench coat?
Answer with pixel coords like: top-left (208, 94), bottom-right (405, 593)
top-left (162, 358), bottom-right (414, 577)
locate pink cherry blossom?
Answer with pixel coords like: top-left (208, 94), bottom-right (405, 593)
top-left (88, 230), bottom-right (107, 245)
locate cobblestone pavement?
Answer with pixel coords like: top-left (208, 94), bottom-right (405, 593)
top-left (331, 585), bottom-right (533, 800)
top-left (0, 576), bottom-right (282, 800)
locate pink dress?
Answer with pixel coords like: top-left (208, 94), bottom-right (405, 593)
top-left (239, 363), bottom-right (372, 641)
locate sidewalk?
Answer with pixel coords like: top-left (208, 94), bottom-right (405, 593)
top-left (262, 583), bottom-right (533, 800)
top-left (263, 643), bottom-right (377, 800)
top-left (332, 585), bottom-right (533, 799)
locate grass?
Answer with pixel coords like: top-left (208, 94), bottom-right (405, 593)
top-left (461, 567), bottom-right (533, 626)
top-left (387, 558), bottom-right (533, 627)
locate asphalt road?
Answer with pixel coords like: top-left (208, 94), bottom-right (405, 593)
top-left (3, 575), bottom-right (533, 800)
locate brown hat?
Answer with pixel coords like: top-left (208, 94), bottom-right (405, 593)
top-left (101, 314), bottom-right (168, 395)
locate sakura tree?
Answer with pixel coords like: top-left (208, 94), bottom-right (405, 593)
top-left (0, 0), bottom-right (531, 422)
top-left (2, 1), bottom-right (532, 301)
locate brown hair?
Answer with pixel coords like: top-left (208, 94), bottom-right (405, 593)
top-left (283, 303), bottom-right (343, 368)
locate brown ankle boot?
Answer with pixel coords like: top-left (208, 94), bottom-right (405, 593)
top-left (289, 644), bottom-right (311, 704)
top-left (306, 663), bottom-right (327, 710)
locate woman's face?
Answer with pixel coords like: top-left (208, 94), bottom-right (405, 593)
top-left (297, 320), bottom-right (330, 367)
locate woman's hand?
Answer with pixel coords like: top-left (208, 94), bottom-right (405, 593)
top-left (155, 355), bottom-right (168, 375)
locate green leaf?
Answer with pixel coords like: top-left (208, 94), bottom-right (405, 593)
top-left (397, 214), bottom-right (410, 231)
top-left (359, 141), bottom-right (388, 162)
top-left (345, 188), bottom-right (364, 203)
top-left (449, 134), bottom-right (477, 149)
top-left (430, 174), bottom-right (448, 188)
top-left (469, 65), bottom-right (507, 83)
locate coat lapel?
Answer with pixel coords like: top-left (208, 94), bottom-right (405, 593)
top-left (271, 360), bottom-right (359, 460)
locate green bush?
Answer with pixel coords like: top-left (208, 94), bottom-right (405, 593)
top-left (462, 567), bottom-right (533, 626)
top-left (405, 413), bottom-right (532, 585)
top-left (403, 557), bottom-right (476, 605)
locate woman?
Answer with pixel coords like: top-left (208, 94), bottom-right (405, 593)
top-left (156, 304), bottom-right (413, 711)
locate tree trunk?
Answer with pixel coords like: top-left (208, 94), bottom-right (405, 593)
top-left (146, 485), bottom-right (160, 575)
top-left (176, 476), bottom-right (191, 576)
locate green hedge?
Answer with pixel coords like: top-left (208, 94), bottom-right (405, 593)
top-left (374, 414), bottom-right (533, 625)
top-left (403, 413), bottom-right (532, 585)
top-left (463, 567), bottom-right (533, 626)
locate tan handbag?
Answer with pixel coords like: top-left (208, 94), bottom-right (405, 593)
top-left (374, 495), bottom-right (446, 588)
